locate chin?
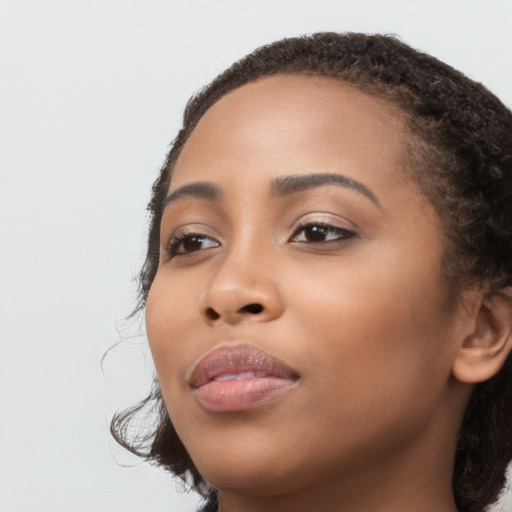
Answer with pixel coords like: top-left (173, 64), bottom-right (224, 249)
top-left (183, 432), bottom-right (309, 497)
top-left (199, 461), bottom-right (308, 498)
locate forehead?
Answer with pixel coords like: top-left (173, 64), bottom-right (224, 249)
top-left (171, 74), bottom-right (412, 197)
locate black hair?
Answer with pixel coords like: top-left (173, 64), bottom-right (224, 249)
top-left (111, 32), bottom-right (512, 512)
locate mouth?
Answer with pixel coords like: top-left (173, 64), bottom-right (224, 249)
top-left (188, 344), bottom-right (299, 413)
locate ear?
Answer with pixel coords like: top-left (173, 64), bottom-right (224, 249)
top-left (452, 287), bottom-right (512, 384)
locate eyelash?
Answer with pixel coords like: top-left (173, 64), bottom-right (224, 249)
top-left (166, 232), bottom-right (220, 259)
top-left (166, 222), bottom-right (355, 259)
top-left (290, 221), bottom-right (355, 245)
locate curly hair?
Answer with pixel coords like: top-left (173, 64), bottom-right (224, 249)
top-left (111, 32), bottom-right (512, 512)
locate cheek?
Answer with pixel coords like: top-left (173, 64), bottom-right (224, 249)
top-left (145, 271), bottom-right (195, 393)
top-left (271, 263), bottom-right (456, 475)
top-left (286, 241), bottom-right (456, 405)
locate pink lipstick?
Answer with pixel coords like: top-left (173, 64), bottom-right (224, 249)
top-left (189, 345), bottom-right (298, 413)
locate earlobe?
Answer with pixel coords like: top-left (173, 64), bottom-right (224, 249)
top-left (452, 288), bottom-right (512, 384)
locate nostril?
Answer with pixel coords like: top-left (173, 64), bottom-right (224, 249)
top-left (241, 303), bottom-right (264, 314)
top-left (205, 307), bottom-right (221, 320)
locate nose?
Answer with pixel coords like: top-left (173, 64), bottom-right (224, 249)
top-left (198, 253), bottom-right (284, 326)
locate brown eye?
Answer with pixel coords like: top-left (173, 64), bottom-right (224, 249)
top-left (291, 223), bottom-right (355, 243)
top-left (303, 225), bottom-right (330, 242)
top-left (182, 235), bottom-right (207, 252)
top-left (167, 233), bottom-right (219, 258)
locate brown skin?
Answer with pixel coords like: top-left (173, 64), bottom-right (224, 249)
top-left (146, 75), bottom-right (512, 512)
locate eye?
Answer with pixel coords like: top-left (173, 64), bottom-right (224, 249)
top-left (290, 222), bottom-right (355, 244)
top-left (167, 232), bottom-right (220, 258)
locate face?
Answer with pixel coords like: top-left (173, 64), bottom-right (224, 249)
top-left (146, 75), bottom-right (468, 497)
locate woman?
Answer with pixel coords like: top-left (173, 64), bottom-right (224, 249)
top-left (112, 33), bottom-right (512, 512)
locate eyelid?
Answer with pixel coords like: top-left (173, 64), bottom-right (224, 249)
top-left (290, 222), bottom-right (355, 243)
top-left (286, 211), bottom-right (359, 248)
top-left (163, 222), bottom-right (220, 246)
top-left (163, 224), bottom-right (221, 260)
top-left (289, 212), bottom-right (357, 234)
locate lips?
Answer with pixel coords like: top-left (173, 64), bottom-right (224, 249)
top-left (188, 345), bottom-right (299, 412)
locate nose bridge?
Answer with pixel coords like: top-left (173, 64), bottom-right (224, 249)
top-left (199, 231), bottom-right (283, 324)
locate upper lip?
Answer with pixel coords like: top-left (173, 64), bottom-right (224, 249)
top-left (188, 344), bottom-right (299, 388)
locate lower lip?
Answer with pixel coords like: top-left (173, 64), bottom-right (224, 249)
top-left (195, 377), bottom-right (296, 413)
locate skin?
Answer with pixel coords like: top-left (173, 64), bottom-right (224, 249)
top-left (145, 75), bottom-right (485, 512)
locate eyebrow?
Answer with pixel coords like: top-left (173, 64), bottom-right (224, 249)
top-left (271, 173), bottom-right (380, 206)
top-left (163, 182), bottom-right (222, 209)
top-left (162, 172), bottom-right (379, 210)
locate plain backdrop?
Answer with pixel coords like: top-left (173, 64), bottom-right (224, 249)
top-left (1, 1), bottom-right (512, 511)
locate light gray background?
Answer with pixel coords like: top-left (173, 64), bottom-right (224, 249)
top-left (1, 1), bottom-right (511, 511)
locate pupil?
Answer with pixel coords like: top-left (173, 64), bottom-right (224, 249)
top-left (183, 236), bottom-right (203, 251)
top-left (306, 225), bottom-right (327, 241)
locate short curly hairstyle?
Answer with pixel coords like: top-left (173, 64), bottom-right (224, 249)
top-left (111, 32), bottom-right (512, 512)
